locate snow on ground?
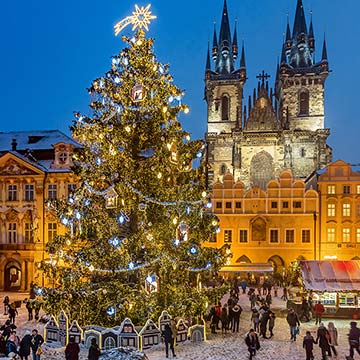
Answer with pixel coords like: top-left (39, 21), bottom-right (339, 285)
top-left (0, 291), bottom-right (356, 359)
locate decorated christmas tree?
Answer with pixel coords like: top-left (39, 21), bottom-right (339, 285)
top-left (40, 6), bottom-right (229, 326)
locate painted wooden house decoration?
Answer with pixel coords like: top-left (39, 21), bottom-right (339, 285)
top-left (118, 318), bottom-right (140, 349)
top-left (139, 319), bottom-right (161, 350)
top-left (101, 328), bottom-right (119, 351)
top-left (83, 327), bottom-right (102, 349)
top-left (58, 310), bottom-right (69, 346)
top-left (176, 319), bottom-right (188, 344)
top-left (68, 320), bottom-right (83, 344)
top-left (158, 310), bottom-right (171, 332)
top-left (188, 324), bottom-right (205, 343)
top-left (44, 316), bottom-right (60, 343)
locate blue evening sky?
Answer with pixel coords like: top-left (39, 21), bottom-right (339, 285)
top-left (1, 0), bottom-right (359, 163)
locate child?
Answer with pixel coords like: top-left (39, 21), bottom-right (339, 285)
top-left (303, 330), bottom-right (316, 360)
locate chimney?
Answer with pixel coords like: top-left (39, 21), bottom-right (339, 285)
top-left (11, 138), bottom-right (17, 151)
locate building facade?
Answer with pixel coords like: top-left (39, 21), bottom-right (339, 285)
top-left (205, 0), bottom-right (332, 188)
top-left (205, 170), bottom-right (318, 271)
top-left (0, 131), bottom-right (79, 291)
top-left (317, 160), bottom-right (360, 261)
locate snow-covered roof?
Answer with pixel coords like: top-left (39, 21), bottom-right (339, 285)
top-left (299, 260), bottom-right (360, 292)
top-left (0, 130), bottom-right (79, 151)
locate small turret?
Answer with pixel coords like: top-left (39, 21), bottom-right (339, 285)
top-left (232, 23), bottom-right (238, 60)
top-left (206, 42), bottom-right (211, 72)
top-left (212, 26), bottom-right (218, 61)
top-left (309, 16), bottom-right (315, 53)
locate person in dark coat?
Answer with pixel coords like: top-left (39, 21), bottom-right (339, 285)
top-left (259, 308), bottom-right (269, 339)
top-left (300, 297), bottom-right (310, 322)
top-left (25, 299), bottom-right (33, 321)
top-left (286, 308), bottom-right (300, 341)
top-left (220, 305), bottom-right (229, 334)
top-left (8, 304), bottom-right (18, 325)
top-left (30, 329), bottom-right (44, 360)
top-left (316, 323), bottom-right (331, 360)
top-left (232, 304), bottom-right (242, 333)
top-left (3, 296), bottom-right (9, 315)
top-left (303, 330), bottom-right (316, 360)
top-left (1, 319), bottom-right (16, 341)
top-left (88, 338), bottom-right (100, 360)
top-left (162, 323), bottom-right (176, 358)
top-left (5, 337), bottom-right (17, 357)
top-left (245, 329), bottom-right (260, 360)
top-left (348, 321), bottom-right (360, 359)
top-left (65, 336), bottom-right (80, 360)
top-left (19, 330), bottom-right (31, 360)
top-left (268, 311), bottom-right (276, 338)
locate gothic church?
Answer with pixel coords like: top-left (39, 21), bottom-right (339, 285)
top-left (205, 0), bottom-right (332, 188)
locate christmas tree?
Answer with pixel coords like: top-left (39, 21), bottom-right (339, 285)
top-left (40, 9), bottom-right (229, 326)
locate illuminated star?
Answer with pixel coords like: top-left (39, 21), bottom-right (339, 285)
top-left (114, 4), bottom-right (156, 36)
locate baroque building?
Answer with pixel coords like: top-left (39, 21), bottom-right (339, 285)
top-left (205, 0), bottom-right (332, 189)
top-left (0, 131), bottom-right (79, 291)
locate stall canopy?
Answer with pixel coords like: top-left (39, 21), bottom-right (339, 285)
top-left (299, 260), bottom-right (360, 292)
top-left (220, 263), bottom-right (274, 273)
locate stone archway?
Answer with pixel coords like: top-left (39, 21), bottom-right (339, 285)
top-left (4, 261), bottom-right (21, 291)
top-left (268, 255), bottom-right (285, 273)
top-left (236, 255), bottom-right (251, 263)
top-left (250, 151), bottom-right (274, 189)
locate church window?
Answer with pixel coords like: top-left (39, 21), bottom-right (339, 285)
top-left (24, 184), bottom-right (34, 201)
top-left (342, 228), bottom-right (351, 242)
top-left (224, 230), bottom-right (232, 243)
top-left (225, 202), bottom-right (232, 209)
top-left (250, 151), bottom-right (273, 189)
top-left (48, 223), bottom-right (57, 242)
top-left (24, 223), bottom-right (34, 243)
top-left (343, 185), bottom-right (351, 194)
top-left (327, 228), bottom-right (335, 242)
top-left (299, 90), bottom-right (309, 116)
top-left (239, 230), bottom-right (248, 243)
top-left (8, 185), bottom-right (17, 201)
top-left (269, 229), bottom-right (279, 243)
top-left (8, 223), bottom-right (17, 243)
top-left (216, 202), bottom-right (222, 209)
top-left (220, 164), bottom-right (226, 175)
top-left (300, 148), bottom-right (306, 157)
top-left (327, 203), bottom-right (336, 217)
top-left (327, 185), bottom-right (335, 194)
top-left (302, 229), bottom-right (311, 243)
top-left (221, 95), bottom-right (230, 121)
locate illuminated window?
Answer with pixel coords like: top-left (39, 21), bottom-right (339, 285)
top-left (8, 223), bottom-right (17, 243)
top-left (357, 229), bottom-right (360, 243)
top-left (342, 228), bottom-right (350, 242)
top-left (8, 185), bottom-right (17, 201)
top-left (224, 230), bottom-right (232, 243)
top-left (299, 91), bottom-right (309, 116)
top-left (327, 228), bottom-right (335, 242)
top-left (343, 185), bottom-right (351, 194)
top-left (48, 223), bottom-right (57, 242)
top-left (270, 229), bottom-right (279, 243)
top-left (327, 203), bottom-right (336, 217)
top-left (239, 230), bottom-right (248, 243)
top-left (48, 184), bottom-right (57, 200)
top-left (221, 95), bottom-right (230, 121)
top-left (302, 229), bottom-right (311, 243)
top-left (343, 203), bottom-right (351, 217)
top-left (24, 184), bottom-right (34, 201)
top-left (357, 185), bottom-right (360, 194)
top-left (24, 223), bottom-right (34, 243)
top-left (285, 229), bottom-right (295, 243)
top-left (327, 185), bottom-right (335, 194)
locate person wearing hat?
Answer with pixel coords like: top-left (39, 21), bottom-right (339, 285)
top-left (348, 321), bottom-right (360, 359)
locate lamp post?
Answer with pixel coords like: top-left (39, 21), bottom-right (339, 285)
top-left (313, 211), bottom-right (317, 260)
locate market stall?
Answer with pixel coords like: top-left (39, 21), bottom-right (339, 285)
top-left (298, 260), bottom-right (360, 318)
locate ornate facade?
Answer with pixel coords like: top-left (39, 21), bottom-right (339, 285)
top-left (205, 0), bottom-right (332, 189)
top-left (0, 131), bottom-right (79, 291)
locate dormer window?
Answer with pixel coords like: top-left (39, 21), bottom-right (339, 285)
top-left (59, 152), bottom-right (68, 164)
top-left (52, 142), bottom-right (74, 169)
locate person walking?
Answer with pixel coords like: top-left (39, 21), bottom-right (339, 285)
top-left (286, 308), bottom-right (300, 341)
top-left (25, 299), bottom-right (33, 321)
top-left (8, 303), bottom-right (18, 325)
top-left (268, 311), bottom-right (276, 338)
top-left (65, 336), bottom-right (80, 360)
top-left (327, 321), bottom-right (338, 357)
top-left (88, 338), bottom-right (100, 360)
top-left (251, 309), bottom-right (260, 333)
top-left (316, 322), bottom-right (331, 360)
top-left (19, 330), bottom-right (32, 360)
top-left (314, 301), bottom-right (325, 325)
top-left (170, 319), bottom-right (177, 349)
top-left (348, 321), bottom-right (360, 360)
top-left (281, 286), bottom-right (288, 301)
top-left (300, 297), bottom-right (310, 322)
top-left (303, 330), bottom-right (316, 360)
top-left (231, 304), bottom-right (242, 333)
top-left (245, 329), bottom-right (260, 360)
top-left (3, 296), bottom-right (9, 315)
top-left (30, 329), bottom-right (44, 360)
top-left (162, 323), bottom-right (176, 358)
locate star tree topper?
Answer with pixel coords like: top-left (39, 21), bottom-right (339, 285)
top-left (114, 4), bottom-right (157, 36)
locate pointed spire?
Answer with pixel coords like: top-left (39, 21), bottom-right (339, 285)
top-left (309, 18), bottom-right (314, 39)
top-left (240, 40), bottom-right (246, 68)
top-left (212, 25), bottom-right (218, 61)
top-left (286, 18), bottom-right (291, 42)
top-left (219, 0), bottom-right (232, 46)
top-left (281, 43), bottom-right (287, 64)
top-left (206, 42), bottom-right (211, 71)
top-left (293, 0), bottom-right (308, 37)
top-left (322, 35), bottom-right (328, 61)
top-left (275, 58), bottom-right (280, 83)
top-left (232, 21), bottom-right (238, 60)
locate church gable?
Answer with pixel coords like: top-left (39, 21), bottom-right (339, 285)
top-left (0, 153), bottom-right (44, 176)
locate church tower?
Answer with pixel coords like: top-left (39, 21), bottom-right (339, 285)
top-left (205, 0), bottom-right (246, 185)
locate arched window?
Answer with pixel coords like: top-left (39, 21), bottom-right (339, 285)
top-left (220, 164), bottom-right (227, 175)
top-left (221, 95), bottom-right (230, 121)
top-left (299, 90), bottom-right (309, 116)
